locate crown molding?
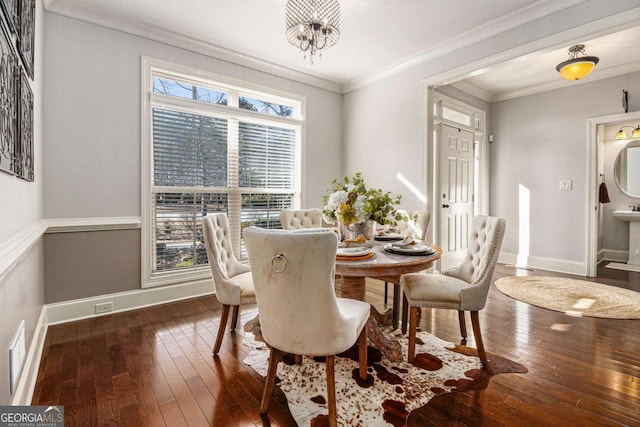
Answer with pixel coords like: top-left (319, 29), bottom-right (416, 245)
top-left (342, 0), bottom-right (588, 93)
top-left (43, 0), bottom-right (342, 93)
top-left (491, 60), bottom-right (640, 102)
top-left (449, 81), bottom-right (494, 103)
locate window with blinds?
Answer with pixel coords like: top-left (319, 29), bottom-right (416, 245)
top-left (143, 61), bottom-right (303, 284)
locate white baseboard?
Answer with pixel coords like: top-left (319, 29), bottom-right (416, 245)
top-left (498, 252), bottom-right (587, 276)
top-left (11, 306), bottom-right (48, 406)
top-left (598, 249), bottom-right (628, 263)
top-left (46, 279), bottom-right (214, 325)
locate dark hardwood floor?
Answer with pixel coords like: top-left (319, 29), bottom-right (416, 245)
top-left (32, 262), bottom-right (640, 426)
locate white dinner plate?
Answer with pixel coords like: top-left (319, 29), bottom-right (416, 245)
top-left (383, 243), bottom-right (435, 255)
top-left (336, 247), bottom-right (373, 257)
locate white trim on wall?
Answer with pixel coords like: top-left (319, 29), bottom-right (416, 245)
top-left (46, 216), bottom-right (141, 233)
top-left (0, 218), bottom-right (142, 278)
top-left (46, 279), bottom-right (214, 325)
top-left (11, 307), bottom-right (48, 406)
top-left (0, 221), bottom-right (48, 279)
top-left (498, 252), bottom-right (587, 276)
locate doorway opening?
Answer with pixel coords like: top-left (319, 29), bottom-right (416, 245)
top-left (587, 111), bottom-right (640, 276)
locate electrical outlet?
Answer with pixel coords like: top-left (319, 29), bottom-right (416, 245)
top-left (95, 302), bottom-right (113, 314)
top-left (559, 180), bottom-right (572, 191)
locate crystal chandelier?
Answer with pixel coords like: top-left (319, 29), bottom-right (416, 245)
top-left (285, 0), bottom-right (340, 64)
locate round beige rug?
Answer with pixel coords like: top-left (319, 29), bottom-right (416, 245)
top-left (494, 276), bottom-right (640, 319)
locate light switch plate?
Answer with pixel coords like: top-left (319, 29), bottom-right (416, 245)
top-left (559, 180), bottom-right (572, 191)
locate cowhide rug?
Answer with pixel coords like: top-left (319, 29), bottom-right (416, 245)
top-left (242, 320), bottom-right (527, 426)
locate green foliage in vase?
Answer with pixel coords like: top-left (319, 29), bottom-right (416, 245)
top-left (322, 172), bottom-right (411, 226)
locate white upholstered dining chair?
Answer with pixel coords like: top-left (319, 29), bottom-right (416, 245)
top-left (279, 208), bottom-right (323, 230)
top-left (202, 213), bottom-right (256, 355)
top-left (244, 227), bottom-right (369, 427)
top-left (401, 215), bottom-right (506, 365)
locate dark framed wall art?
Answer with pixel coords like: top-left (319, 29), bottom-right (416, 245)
top-left (0, 17), bottom-right (18, 177)
top-left (17, 0), bottom-right (33, 79)
top-left (0, 0), bottom-right (34, 180)
top-left (0, 0), bottom-right (18, 35)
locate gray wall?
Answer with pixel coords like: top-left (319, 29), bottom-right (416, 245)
top-left (342, 1), bottom-right (640, 271)
top-left (490, 71), bottom-right (640, 262)
top-left (44, 230), bottom-right (141, 303)
top-left (42, 11), bottom-right (343, 296)
top-left (0, 0), bottom-right (45, 404)
top-left (43, 12), bottom-right (343, 220)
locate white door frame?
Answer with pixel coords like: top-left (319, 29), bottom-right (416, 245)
top-left (424, 90), bottom-right (488, 249)
top-left (586, 110), bottom-right (640, 276)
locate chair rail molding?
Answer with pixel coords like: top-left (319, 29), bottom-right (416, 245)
top-left (0, 217), bottom-right (142, 278)
top-left (0, 221), bottom-right (48, 279)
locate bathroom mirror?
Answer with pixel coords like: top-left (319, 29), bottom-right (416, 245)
top-left (614, 139), bottom-right (640, 198)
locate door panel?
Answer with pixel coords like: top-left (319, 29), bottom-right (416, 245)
top-left (439, 124), bottom-right (475, 271)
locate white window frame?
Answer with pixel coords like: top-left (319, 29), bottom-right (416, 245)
top-left (141, 57), bottom-right (305, 288)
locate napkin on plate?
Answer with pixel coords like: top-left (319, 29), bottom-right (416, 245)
top-left (391, 237), bottom-right (417, 249)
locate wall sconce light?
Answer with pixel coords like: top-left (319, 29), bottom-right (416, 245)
top-left (615, 125), bottom-right (640, 140)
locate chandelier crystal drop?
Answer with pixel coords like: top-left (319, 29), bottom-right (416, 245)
top-left (285, 0), bottom-right (340, 65)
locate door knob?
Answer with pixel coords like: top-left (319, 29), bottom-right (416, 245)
top-left (442, 204), bottom-right (450, 208)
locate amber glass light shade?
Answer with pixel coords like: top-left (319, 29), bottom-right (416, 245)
top-left (556, 44), bottom-right (599, 81)
top-left (556, 58), bottom-right (599, 80)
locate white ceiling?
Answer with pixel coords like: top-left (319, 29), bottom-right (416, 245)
top-left (45, 0), bottom-right (640, 98)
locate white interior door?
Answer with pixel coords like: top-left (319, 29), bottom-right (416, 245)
top-left (439, 124), bottom-right (475, 271)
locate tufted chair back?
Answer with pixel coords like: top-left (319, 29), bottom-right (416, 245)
top-left (445, 215), bottom-right (506, 311)
top-left (279, 209), bottom-right (323, 230)
top-left (245, 227), bottom-right (366, 356)
top-left (202, 214), bottom-right (254, 306)
top-left (396, 210), bottom-right (431, 240)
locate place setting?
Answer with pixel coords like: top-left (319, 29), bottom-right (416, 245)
top-left (383, 237), bottom-right (436, 256)
top-left (374, 228), bottom-right (404, 241)
top-left (336, 245), bottom-right (376, 261)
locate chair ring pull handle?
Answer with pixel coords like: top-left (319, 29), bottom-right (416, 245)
top-left (271, 253), bottom-right (287, 273)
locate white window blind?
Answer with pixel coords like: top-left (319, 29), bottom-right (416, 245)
top-left (143, 61), bottom-right (303, 283)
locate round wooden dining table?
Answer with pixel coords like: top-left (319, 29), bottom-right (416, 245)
top-left (335, 241), bottom-right (442, 361)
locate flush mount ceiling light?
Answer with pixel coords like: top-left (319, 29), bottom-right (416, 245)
top-left (615, 125), bottom-right (640, 140)
top-left (556, 44), bottom-right (599, 81)
top-left (285, 0), bottom-right (340, 65)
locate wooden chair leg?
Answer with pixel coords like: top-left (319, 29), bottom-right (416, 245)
top-left (213, 304), bottom-right (230, 355)
top-left (260, 347), bottom-right (281, 414)
top-left (230, 305), bottom-right (240, 331)
top-left (358, 327), bottom-right (368, 380)
top-left (470, 311), bottom-right (488, 366)
top-left (402, 293), bottom-right (409, 334)
top-left (326, 355), bottom-right (337, 427)
top-left (408, 307), bottom-right (418, 362)
top-left (458, 310), bottom-right (467, 339)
